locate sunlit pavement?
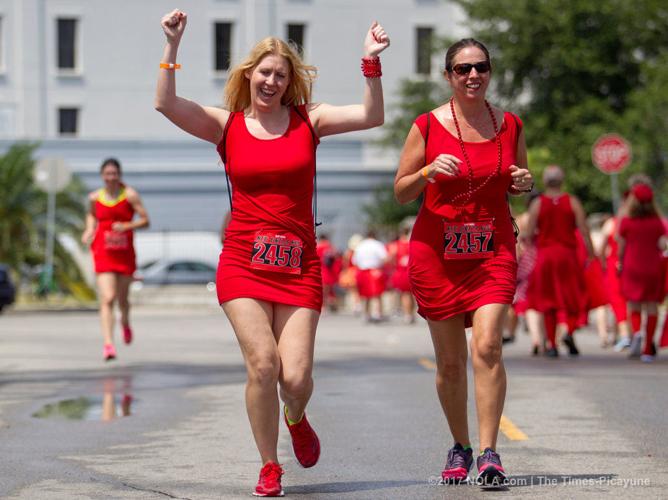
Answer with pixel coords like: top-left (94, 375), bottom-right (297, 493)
top-left (1, 305), bottom-right (666, 499)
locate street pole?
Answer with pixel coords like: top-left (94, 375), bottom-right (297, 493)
top-left (610, 172), bottom-right (620, 214)
top-left (44, 188), bottom-right (56, 293)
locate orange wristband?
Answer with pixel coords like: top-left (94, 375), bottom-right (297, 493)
top-left (160, 62), bottom-right (181, 70)
top-left (421, 166), bottom-right (430, 179)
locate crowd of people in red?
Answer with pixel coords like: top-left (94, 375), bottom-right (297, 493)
top-left (317, 167), bottom-right (668, 367)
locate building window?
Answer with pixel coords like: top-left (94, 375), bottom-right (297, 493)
top-left (286, 23), bottom-right (305, 56)
top-left (214, 22), bottom-right (232, 71)
top-left (57, 18), bottom-right (78, 70)
top-left (416, 27), bottom-right (433, 75)
top-left (58, 108), bottom-right (78, 135)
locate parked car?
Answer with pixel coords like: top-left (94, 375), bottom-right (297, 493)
top-left (0, 264), bottom-right (16, 312)
top-left (134, 259), bottom-right (217, 285)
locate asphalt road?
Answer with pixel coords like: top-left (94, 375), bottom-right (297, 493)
top-left (1, 305), bottom-right (666, 499)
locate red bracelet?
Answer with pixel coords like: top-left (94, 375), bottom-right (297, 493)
top-left (361, 57), bottom-right (382, 78)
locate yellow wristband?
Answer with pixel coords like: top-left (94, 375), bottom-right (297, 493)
top-left (421, 166), bottom-right (430, 179)
top-left (160, 62), bottom-right (181, 70)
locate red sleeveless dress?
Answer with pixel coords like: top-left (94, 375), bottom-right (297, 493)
top-left (91, 187), bottom-right (136, 275)
top-left (409, 112), bottom-right (521, 325)
top-left (526, 194), bottom-right (585, 325)
top-left (619, 215), bottom-right (666, 302)
top-left (604, 217), bottom-right (627, 322)
top-left (391, 238), bottom-right (411, 292)
top-left (215, 105), bottom-right (323, 311)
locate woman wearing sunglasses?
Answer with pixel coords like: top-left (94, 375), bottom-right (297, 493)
top-left (394, 38), bottom-right (532, 486)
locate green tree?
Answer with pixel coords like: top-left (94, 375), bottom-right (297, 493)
top-left (452, 0), bottom-right (668, 211)
top-left (0, 143), bottom-right (94, 299)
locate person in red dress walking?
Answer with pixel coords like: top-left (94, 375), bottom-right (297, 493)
top-left (524, 165), bottom-right (593, 358)
top-left (155, 9), bottom-right (389, 496)
top-left (388, 225), bottom-right (415, 323)
top-left (618, 182), bottom-right (668, 362)
top-left (81, 158), bottom-right (149, 361)
top-left (600, 208), bottom-right (632, 351)
top-left (394, 38), bottom-right (533, 486)
top-left (316, 233), bottom-right (341, 312)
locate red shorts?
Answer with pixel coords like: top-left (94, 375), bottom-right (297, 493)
top-left (356, 269), bottom-right (386, 298)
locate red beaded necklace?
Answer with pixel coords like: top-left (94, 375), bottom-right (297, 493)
top-left (449, 97), bottom-right (502, 206)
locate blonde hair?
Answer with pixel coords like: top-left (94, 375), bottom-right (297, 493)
top-left (224, 38), bottom-right (317, 112)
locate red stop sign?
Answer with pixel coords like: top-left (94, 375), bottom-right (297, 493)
top-left (592, 134), bottom-right (632, 174)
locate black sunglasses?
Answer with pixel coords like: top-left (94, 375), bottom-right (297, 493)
top-left (450, 61), bottom-right (491, 75)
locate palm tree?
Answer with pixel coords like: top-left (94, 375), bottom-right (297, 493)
top-left (0, 143), bottom-right (94, 299)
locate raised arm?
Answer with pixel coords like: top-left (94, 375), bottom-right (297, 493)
top-left (308, 22), bottom-right (389, 137)
top-left (154, 9), bottom-right (229, 145)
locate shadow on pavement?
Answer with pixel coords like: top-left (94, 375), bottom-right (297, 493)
top-left (285, 479), bottom-right (423, 494)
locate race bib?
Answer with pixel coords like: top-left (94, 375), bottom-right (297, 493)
top-left (103, 230), bottom-right (130, 251)
top-left (250, 231), bottom-right (303, 275)
top-left (443, 220), bottom-right (495, 260)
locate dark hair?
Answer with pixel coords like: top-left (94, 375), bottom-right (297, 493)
top-left (627, 196), bottom-right (658, 218)
top-left (100, 157), bottom-right (122, 174)
top-left (445, 38), bottom-right (491, 72)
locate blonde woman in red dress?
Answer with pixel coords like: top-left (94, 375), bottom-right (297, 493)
top-left (155, 9), bottom-right (389, 496)
top-left (82, 158), bottom-right (149, 361)
top-left (395, 38), bottom-right (533, 486)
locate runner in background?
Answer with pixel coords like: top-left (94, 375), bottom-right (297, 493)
top-left (618, 182), bottom-right (667, 362)
top-left (316, 234), bottom-right (341, 312)
top-left (524, 165), bottom-right (593, 358)
top-left (388, 225), bottom-right (415, 324)
top-left (352, 230), bottom-right (389, 323)
top-left (81, 158), bottom-right (150, 361)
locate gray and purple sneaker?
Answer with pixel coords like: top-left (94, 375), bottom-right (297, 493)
top-left (441, 443), bottom-right (473, 484)
top-left (476, 448), bottom-right (507, 487)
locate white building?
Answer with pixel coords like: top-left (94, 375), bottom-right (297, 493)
top-left (0, 0), bottom-right (465, 247)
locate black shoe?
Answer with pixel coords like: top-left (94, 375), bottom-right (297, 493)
top-left (650, 342), bottom-right (657, 356)
top-left (531, 345), bottom-right (539, 356)
top-left (562, 335), bottom-right (580, 356)
top-left (502, 336), bottom-right (515, 345)
top-left (544, 347), bottom-right (559, 358)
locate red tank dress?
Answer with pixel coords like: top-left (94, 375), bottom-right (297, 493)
top-left (91, 187), bottom-right (136, 275)
top-left (526, 194), bottom-right (585, 325)
top-left (316, 240), bottom-right (338, 287)
top-left (215, 105), bottom-right (322, 311)
top-left (409, 112), bottom-right (521, 325)
top-left (576, 231), bottom-right (609, 310)
top-left (391, 238), bottom-right (411, 292)
top-left (619, 215), bottom-right (666, 302)
top-left (604, 217), bottom-right (627, 322)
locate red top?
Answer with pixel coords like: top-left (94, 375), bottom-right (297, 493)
top-left (215, 105), bottom-right (323, 310)
top-left (91, 187), bottom-right (136, 275)
top-left (408, 111), bottom-right (521, 323)
top-left (535, 194), bottom-right (577, 248)
top-left (394, 238), bottom-right (410, 270)
top-left (619, 215), bottom-right (666, 302)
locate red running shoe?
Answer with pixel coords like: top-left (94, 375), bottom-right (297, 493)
top-left (103, 344), bottom-right (116, 361)
top-left (284, 407), bottom-right (320, 468)
top-left (253, 461), bottom-right (284, 497)
top-left (122, 325), bottom-right (133, 344)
